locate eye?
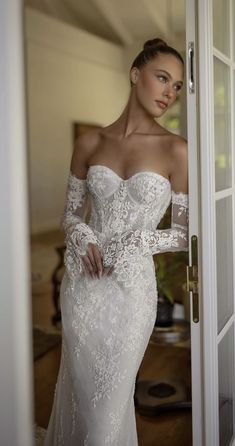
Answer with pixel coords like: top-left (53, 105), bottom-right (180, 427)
top-left (174, 84), bottom-right (182, 92)
top-left (157, 74), bottom-right (168, 83)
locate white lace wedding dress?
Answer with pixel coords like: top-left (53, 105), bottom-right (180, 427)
top-left (43, 164), bottom-right (189, 446)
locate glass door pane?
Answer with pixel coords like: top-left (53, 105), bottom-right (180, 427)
top-left (216, 197), bottom-right (234, 333)
top-left (213, 0), bottom-right (230, 56)
top-left (213, 0), bottom-right (235, 444)
top-left (218, 327), bottom-right (234, 446)
top-left (214, 58), bottom-right (231, 191)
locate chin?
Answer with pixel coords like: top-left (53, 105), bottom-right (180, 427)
top-left (143, 102), bottom-right (166, 119)
top-left (153, 109), bottom-right (166, 119)
top-left (148, 103), bottom-right (167, 118)
top-left (144, 106), bottom-right (161, 119)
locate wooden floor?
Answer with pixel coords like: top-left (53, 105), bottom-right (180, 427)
top-left (32, 230), bottom-right (192, 446)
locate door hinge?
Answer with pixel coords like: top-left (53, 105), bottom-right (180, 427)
top-left (187, 235), bottom-right (199, 323)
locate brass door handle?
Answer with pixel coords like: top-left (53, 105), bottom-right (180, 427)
top-left (186, 235), bottom-right (199, 323)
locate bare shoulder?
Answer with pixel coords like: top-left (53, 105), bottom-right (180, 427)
top-left (73, 130), bottom-right (101, 161)
top-left (154, 125), bottom-right (188, 164)
top-left (163, 133), bottom-right (188, 172)
top-left (170, 134), bottom-right (188, 162)
top-left (70, 130), bottom-right (101, 178)
top-left (168, 134), bottom-right (188, 192)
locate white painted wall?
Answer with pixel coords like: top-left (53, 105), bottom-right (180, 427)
top-left (25, 8), bottom-right (130, 234)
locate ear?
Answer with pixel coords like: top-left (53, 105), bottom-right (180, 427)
top-left (130, 67), bottom-right (139, 85)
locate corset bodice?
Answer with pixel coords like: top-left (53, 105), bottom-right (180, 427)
top-left (86, 164), bottom-right (172, 237)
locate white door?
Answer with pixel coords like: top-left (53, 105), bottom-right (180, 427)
top-left (187, 0), bottom-right (235, 444)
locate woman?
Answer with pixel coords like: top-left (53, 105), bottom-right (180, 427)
top-left (43, 38), bottom-right (189, 445)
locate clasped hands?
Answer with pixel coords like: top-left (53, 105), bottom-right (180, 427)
top-left (80, 229), bottom-right (143, 279)
top-left (80, 242), bottom-right (113, 279)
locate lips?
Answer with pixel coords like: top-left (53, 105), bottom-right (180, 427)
top-left (155, 100), bottom-right (168, 109)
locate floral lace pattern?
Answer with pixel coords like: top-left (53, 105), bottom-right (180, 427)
top-left (43, 164), bottom-right (189, 446)
top-left (61, 172), bottom-right (102, 280)
top-left (104, 393), bottom-right (130, 444)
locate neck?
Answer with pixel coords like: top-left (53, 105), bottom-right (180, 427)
top-left (113, 89), bottom-right (160, 138)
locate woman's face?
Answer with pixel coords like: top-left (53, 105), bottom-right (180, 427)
top-left (130, 53), bottom-right (184, 118)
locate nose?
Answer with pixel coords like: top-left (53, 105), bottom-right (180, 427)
top-left (163, 84), bottom-right (175, 99)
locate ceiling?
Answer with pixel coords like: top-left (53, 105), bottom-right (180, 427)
top-left (24, 0), bottom-right (186, 49)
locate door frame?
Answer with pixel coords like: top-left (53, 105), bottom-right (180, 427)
top-left (195, 0), bottom-right (235, 444)
top-left (197, 0), bottom-right (219, 443)
top-left (186, 0), bottom-right (204, 444)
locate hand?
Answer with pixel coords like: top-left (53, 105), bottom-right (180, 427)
top-left (81, 242), bottom-right (103, 278)
top-left (81, 242), bottom-right (114, 278)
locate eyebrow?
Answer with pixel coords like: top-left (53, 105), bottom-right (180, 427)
top-left (154, 69), bottom-right (183, 85)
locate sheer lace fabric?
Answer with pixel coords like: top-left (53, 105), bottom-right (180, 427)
top-left (61, 166), bottom-right (188, 286)
top-left (43, 164), bottom-right (189, 446)
top-left (61, 173), bottom-right (102, 279)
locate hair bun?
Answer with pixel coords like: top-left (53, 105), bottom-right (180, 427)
top-left (143, 38), bottom-right (168, 51)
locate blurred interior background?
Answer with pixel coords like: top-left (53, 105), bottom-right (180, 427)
top-left (24, 2), bottom-right (192, 445)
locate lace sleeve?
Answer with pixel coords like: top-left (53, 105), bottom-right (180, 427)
top-left (140, 190), bottom-right (189, 255)
top-left (102, 190), bottom-right (189, 268)
top-left (61, 171), bottom-right (101, 279)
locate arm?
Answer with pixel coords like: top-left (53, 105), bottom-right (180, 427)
top-left (139, 190), bottom-right (188, 255)
top-left (102, 138), bottom-right (188, 266)
top-left (61, 135), bottom-right (102, 279)
top-left (61, 172), bottom-right (102, 279)
top-left (140, 138), bottom-right (189, 255)
top-left (101, 191), bottom-right (188, 268)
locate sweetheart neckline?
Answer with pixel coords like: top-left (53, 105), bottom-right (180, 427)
top-left (87, 164), bottom-right (171, 185)
top-left (69, 167), bottom-right (189, 197)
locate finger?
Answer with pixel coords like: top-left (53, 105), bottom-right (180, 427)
top-left (92, 246), bottom-right (103, 277)
top-left (82, 255), bottom-right (95, 278)
top-left (88, 252), bottom-right (98, 277)
top-left (86, 246), bottom-right (98, 276)
top-left (86, 243), bottom-right (97, 267)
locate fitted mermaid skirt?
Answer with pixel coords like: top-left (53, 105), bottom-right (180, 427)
top-left (43, 254), bottom-right (158, 446)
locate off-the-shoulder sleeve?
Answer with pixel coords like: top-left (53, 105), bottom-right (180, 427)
top-left (101, 190), bottom-right (189, 268)
top-left (61, 171), bottom-right (101, 278)
top-left (140, 190), bottom-right (189, 255)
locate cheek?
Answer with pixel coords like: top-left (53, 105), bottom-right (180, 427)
top-left (139, 75), bottom-right (161, 96)
top-left (171, 91), bottom-right (178, 102)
